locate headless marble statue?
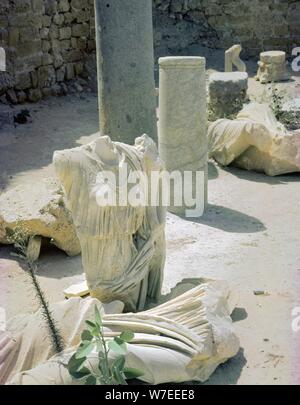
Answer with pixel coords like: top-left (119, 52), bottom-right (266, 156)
top-left (225, 45), bottom-right (246, 73)
top-left (53, 135), bottom-right (166, 312)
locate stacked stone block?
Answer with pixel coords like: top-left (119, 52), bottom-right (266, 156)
top-left (153, 0), bottom-right (299, 58)
top-left (1, 0), bottom-right (298, 104)
top-left (0, 0), bottom-right (96, 103)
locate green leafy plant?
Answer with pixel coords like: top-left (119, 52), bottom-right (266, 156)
top-left (67, 305), bottom-right (143, 385)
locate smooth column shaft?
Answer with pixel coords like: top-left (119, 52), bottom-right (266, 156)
top-left (94, 0), bottom-right (157, 145)
top-left (158, 57), bottom-right (207, 217)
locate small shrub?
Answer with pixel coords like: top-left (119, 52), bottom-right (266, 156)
top-left (11, 228), bottom-right (64, 353)
top-left (261, 84), bottom-right (300, 130)
top-left (67, 305), bottom-right (143, 385)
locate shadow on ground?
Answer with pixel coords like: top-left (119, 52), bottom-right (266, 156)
top-left (185, 203), bottom-right (266, 233)
top-left (200, 348), bottom-right (247, 385)
top-left (37, 243), bottom-right (83, 280)
top-left (208, 161), bottom-right (219, 180)
top-left (224, 165), bottom-right (300, 185)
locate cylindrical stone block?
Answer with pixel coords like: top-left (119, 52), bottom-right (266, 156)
top-left (208, 72), bottom-right (248, 120)
top-left (260, 51), bottom-right (286, 64)
top-left (256, 51), bottom-right (290, 83)
top-left (94, 0), bottom-right (157, 145)
top-left (158, 57), bottom-right (207, 217)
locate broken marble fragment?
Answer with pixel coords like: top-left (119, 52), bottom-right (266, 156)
top-left (2, 280), bottom-right (239, 385)
top-left (208, 102), bottom-right (300, 176)
top-left (0, 178), bottom-right (81, 257)
top-left (255, 51), bottom-right (290, 84)
top-left (225, 45), bottom-right (246, 73)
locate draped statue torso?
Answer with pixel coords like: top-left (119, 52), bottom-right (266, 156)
top-left (54, 136), bottom-right (166, 311)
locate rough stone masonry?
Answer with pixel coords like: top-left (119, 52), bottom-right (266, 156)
top-left (0, 0), bottom-right (299, 104)
top-left (0, 0), bottom-right (96, 104)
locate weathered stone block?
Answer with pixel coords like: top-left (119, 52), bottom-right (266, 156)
top-left (19, 27), bottom-right (40, 43)
top-left (45, 0), bottom-right (58, 15)
top-left (42, 53), bottom-right (53, 66)
top-left (37, 65), bottom-right (55, 87)
top-left (32, 0), bottom-right (45, 13)
top-left (58, 0), bottom-right (70, 13)
top-left (42, 87), bottom-right (52, 97)
top-left (63, 49), bottom-right (82, 62)
top-left (49, 25), bottom-right (59, 39)
top-left (40, 28), bottom-right (49, 40)
top-left (72, 23), bottom-right (89, 37)
top-left (6, 89), bottom-right (18, 104)
top-left (28, 88), bottom-right (42, 102)
top-left (56, 65), bottom-right (66, 82)
top-left (71, 0), bottom-right (84, 10)
top-left (65, 63), bottom-right (75, 80)
top-left (76, 10), bottom-right (90, 23)
top-left (53, 13), bottom-right (65, 26)
top-left (42, 40), bottom-right (51, 52)
top-left (63, 12), bottom-right (76, 24)
top-left (53, 52), bottom-right (64, 68)
top-left (15, 72), bottom-right (32, 90)
top-left (51, 39), bottom-right (60, 52)
top-left (60, 39), bottom-right (71, 51)
top-left (16, 90), bottom-right (27, 103)
top-left (42, 15), bottom-right (52, 28)
top-left (30, 70), bottom-right (38, 88)
top-left (74, 62), bottom-right (84, 76)
top-left (12, 0), bottom-right (31, 13)
top-left (8, 28), bottom-right (19, 47)
top-left (77, 37), bottom-right (87, 50)
top-left (87, 39), bottom-right (95, 51)
top-left (59, 27), bottom-right (72, 40)
top-left (71, 37), bottom-right (77, 48)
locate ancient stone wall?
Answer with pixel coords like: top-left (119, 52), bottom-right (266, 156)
top-left (0, 0), bottom-right (299, 104)
top-left (0, 0), bottom-right (95, 104)
top-left (153, 0), bottom-right (299, 58)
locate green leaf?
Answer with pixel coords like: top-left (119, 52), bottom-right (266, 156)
top-left (108, 340), bottom-right (127, 355)
top-left (85, 320), bottom-right (96, 328)
top-left (114, 337), bottom-right (125, 345)
top-left (67, 353), bottom-right (87, 377)
top-left (94, 305), bottom-right (102, 327)
top-left (85, 375), bottom-right (97, 385)
top-left (71, 367), bottom-right (91, 380)
top-left (112, 361), bottom-right (127, 385)
top-left (112, 356), bottom-right (125, 370)
top-left (85, 320), bottom-right (100, 336)
top-left (120, 331), bottom-right (134, 343)
top-left (98, 358), bottom-right (110, 381)
top-left (96, 341), bottom-right (104, 353)
top-left (81, 329), bottom-right (93, 342)
top-left (124, 367), bottom-right (144, 380)
top-left (75, 341), bottom-right (95, 359)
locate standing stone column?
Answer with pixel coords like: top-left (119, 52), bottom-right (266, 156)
top-left (94, 0), bottom-right (157, 145)
top-left (158, 57), bottom-right (207, 217)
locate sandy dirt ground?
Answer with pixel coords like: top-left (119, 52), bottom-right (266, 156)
top-left (0, 56), bottom-right (299, 385)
